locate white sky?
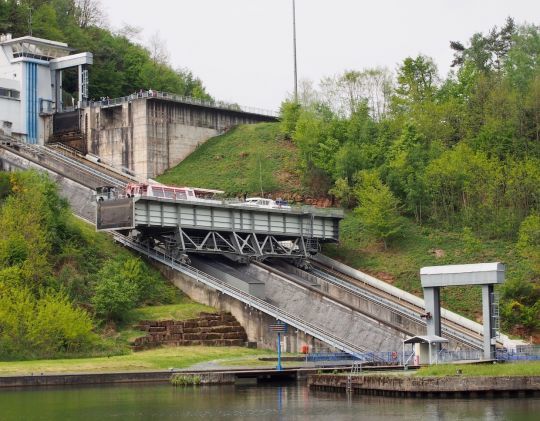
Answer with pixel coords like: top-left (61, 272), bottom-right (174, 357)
top-left (101, 0), bottom-right (539, 111)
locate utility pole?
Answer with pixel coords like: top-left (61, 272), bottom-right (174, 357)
top-left (28, 6), bottom-right (33, 36)
top-left (292, 0), bottom-right (298, 103)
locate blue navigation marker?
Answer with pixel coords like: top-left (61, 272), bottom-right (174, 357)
top-left (269, 321), bottom-right (288, 371)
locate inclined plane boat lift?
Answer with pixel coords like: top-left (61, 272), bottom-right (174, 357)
top-left (96, 183), bottom-right (344, 265)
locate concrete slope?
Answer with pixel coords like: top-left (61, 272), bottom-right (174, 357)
top-left (197, 259), bottom-right (407, 353)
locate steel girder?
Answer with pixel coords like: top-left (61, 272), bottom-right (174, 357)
top-left (141, 227), bottom-right (319, 263)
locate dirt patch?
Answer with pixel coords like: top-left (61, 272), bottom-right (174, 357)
top-left (509, 326), bottom-right (540, 344)
top-left (429, 248), bottom-right (446, 259)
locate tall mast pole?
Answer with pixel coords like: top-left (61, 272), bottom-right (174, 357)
top-left (292, 0), bottom-right (298, 103)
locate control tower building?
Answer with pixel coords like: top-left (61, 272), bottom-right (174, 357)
top-left (0, 33), bottom-right (92, 144)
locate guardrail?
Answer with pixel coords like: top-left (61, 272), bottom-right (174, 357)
top-left (437, 349), bottom-right (482, 363)
top-left (84, 90), bottom-right (279, 118)
top-left (306, 351), bottom-right (415, 365)
top-left (112, 233), bottom-right (383, 361)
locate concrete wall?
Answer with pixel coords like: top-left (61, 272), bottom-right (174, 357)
top-left (309, 374), bottom-right (540, 395)
top-left (84, 98), bottom-right (276, 179)
top-left (242, 264), bottom-right (406, 353)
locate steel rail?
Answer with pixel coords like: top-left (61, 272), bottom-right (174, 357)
top-left (112, 233), bottom-right (384, 361)
top-left (312, 262), bottom-right (487, 342)
top-left (0, 142), bottom-right (120, 189)
top-left (310, 265), bottom-right (484, 350)
top-left (39, 146), bottom-right (126, 188)
top-left (47, 143), bottom-right (138, 183)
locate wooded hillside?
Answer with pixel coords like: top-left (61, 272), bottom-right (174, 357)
top-left (279, 18), bottom-right (539, 336)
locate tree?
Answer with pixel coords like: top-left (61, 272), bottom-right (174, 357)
top-left (517, 214), bottom-right (540, 276)
top-left (393, 55), bottom-right (439, 110)
top-left (320, 68), bottom-right (393, 119)
top-left (92, 257), bottom-right (174, 321)
top-left (279, 100), bottom-right (302, 137)
top-left (354, 170), bottom-right (404, 249)
top-left (74, 0), bottom-right (104, 28)
top-left (451, 17), bottom-right (516, 72)
top-left (385, 123), bottom-right (441, 222)
top-left (147, 31), bottom-right (170, 66)
top-left (92, 262), bottom-right (140, 321)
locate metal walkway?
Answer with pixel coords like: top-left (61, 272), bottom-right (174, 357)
top-left (0, 138), bottom-right (128, 189)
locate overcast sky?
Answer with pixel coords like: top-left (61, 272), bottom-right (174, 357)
top-left (101, 0), bottom-right (539, 111)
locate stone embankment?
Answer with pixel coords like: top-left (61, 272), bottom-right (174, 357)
top-left (132, 312), bottom-right (247, 351)
top-left (308, 374), bottom-right (540, 397)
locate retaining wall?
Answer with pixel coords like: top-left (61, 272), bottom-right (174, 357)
top-left (309, 374), bottom-right (540, 397)
top-left (132, 312), bottom-right (247, 350)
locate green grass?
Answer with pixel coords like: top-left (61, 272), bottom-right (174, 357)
top-left (157, 123), bottom-right (305, 196)
top-left (415, 362), bottom-right (540, 377)
top-left (324, 215), bottom-right (518, 321)
top-left (0, 347), bottom-right (269, 375)
top-left (123, 298), bottom-right (216, 323)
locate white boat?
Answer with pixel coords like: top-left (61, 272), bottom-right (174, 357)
top-left (240, 197), bottom-right (291, 210)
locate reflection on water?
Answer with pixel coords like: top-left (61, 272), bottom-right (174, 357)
top-left (0, 382), bottom-right (538, 420)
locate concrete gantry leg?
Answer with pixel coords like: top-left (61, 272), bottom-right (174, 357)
top-left (55, 70), bottom-right (63, 112)
top-left (482, 284), bottom-right (496, 360)
top-left (78, 64), bottom-right (83, 107)
top-left (423, 286), bottom-right (441, 361)
top-left (423, 286), bottom-right (441, 337)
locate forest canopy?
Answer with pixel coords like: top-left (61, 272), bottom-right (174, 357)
top-left (281, 18), bottom-right (540, 334)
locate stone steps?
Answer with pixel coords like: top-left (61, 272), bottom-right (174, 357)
top-left (132, 312), bottom-right (248, 351)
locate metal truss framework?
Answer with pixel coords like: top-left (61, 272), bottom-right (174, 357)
top-left (139, 227), bottom-right (320, 264)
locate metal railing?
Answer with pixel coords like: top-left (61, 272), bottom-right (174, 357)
top-left (496, 346), bottom-right (540, 361)
top-left (4, 140), bottom-right (127, 189)
top-left (306, 351), bottom-right (414, 365)
top-left (112, 233), bottom-right (384, 361)
top-left (98, 188), bottom-right (344, 218)
top-left (84, 90), bottom-right (278, 118)
top-left (437, 349), bottom-right (483, 363)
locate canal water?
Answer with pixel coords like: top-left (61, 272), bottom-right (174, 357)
top-left (0, 383), bottom-right (538, 420)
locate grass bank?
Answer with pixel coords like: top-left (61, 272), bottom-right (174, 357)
top-left (0, 347), bottom-right (270, 376)
top-left (157, 123), bottom-right (305, 196)
top-left (415, 362), bottom-right (540, 377)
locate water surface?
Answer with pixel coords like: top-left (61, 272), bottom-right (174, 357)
top-left (0, 383), bottom-right (538, 420)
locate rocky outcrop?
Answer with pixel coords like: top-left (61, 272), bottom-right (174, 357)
top-left (132, 312), bottom-right (248, 351)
